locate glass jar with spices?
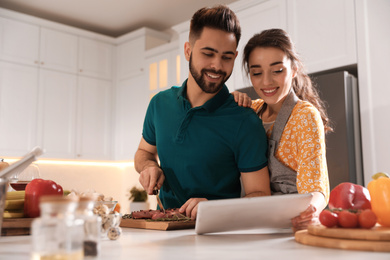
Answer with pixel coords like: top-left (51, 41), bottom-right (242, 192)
top-left (76, 196), bottom-right (101, 257)
top-left (31, 195), bottom-right (84, 260)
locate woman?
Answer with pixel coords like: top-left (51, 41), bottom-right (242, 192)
top-left (236, 28), bottom-right (331, 230)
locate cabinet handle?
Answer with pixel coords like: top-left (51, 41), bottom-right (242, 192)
top-left (41, 62), bottom-right (44, 65)
top-left (34, 61), bottom-right (39, 64)
top-left (77, 154), bottom-right (81, 157)
top-left (80, 69), bottom-right (83, 72)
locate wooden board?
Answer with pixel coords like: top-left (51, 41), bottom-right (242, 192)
top-left (295, 230), bottom-right (390, 252)
top-left (308, 224), bottom-right (390, 241)
top-left (120, 218), bottom-right (195, 231)
top-left (1, 218), bottom-right (33, 236)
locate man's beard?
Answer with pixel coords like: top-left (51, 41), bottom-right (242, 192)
top-left (189, 54), bottom-right (231, 94)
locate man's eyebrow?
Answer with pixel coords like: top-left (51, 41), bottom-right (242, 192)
top-left (249, 61), bottom-right (283, 69)
top-left (201, 47), bottom-right (235, 55)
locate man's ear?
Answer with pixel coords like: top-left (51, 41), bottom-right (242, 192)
top-left (184, 41), bottom-right (191, 61)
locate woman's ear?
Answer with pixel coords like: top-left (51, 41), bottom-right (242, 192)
top-left (184, 42), bottom-right (191, 61)
top-left (292, 65), bottom-right (298, 78)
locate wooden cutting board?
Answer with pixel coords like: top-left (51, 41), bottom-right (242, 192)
top-left (1, 218), bottom-right (33, 236)
top-left (308, 224), bottom-right (390, 241)
top-left (120, 218), bottom-right (195, 231)
top-left (295, 225), bottom-right (390, 252)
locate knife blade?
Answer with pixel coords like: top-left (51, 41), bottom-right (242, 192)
top-left (153, 187), bottom-right (165, 213)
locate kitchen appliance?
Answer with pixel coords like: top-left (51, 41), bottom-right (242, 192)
top-left (237, 71), bottom-right (363, 189)
top-left (195, 193), bottom-right (312, 235)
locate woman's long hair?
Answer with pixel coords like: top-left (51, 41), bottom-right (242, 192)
top-left (243, 28), bottom-right (332, 133)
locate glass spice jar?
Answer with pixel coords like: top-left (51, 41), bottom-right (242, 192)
top-left (31, 195), bottom-right (84, 260)
top-left (76, 196), bottom-right (101, 257)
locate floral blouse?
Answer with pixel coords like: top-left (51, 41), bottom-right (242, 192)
top-left (252, 99), bottom-right (330, 201)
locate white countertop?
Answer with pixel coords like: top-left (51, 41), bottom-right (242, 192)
top-left (1, 227), bottom-right (389, 260)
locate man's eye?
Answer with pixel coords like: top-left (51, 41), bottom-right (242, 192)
top-left (203, 53), bottom-right (213, 57)
top-left (222, 56), bottom-right (233, 60)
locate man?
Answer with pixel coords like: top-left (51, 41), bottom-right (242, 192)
top-left (134, 5), bottom-right (270, 219)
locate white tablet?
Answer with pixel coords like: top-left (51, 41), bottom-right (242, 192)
top-left (195, 193), bottom-right (313, 235)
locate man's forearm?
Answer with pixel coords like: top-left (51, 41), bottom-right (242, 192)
top-left (134, 148), bottom-right (160, 173)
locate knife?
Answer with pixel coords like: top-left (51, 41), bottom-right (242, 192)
top-left (153, 187), bottom-right (165, 213)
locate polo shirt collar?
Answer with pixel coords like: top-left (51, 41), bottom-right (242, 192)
top-left (177, 79), bottom-right (230, 113)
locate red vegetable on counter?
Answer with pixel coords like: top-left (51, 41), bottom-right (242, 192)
top-left (24, 178), bottom-right (63, 218)
top-left (328, 182), bottom-right (371, 210)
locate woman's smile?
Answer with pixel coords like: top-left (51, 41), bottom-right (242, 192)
top-left (261, 87), bottom-right (279, 96)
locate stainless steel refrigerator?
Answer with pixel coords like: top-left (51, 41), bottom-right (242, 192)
top-left (237, 71), bottom-right (363, 190)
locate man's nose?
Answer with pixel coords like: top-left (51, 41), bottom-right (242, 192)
top-left (210, 57), bottom-right (223, 71)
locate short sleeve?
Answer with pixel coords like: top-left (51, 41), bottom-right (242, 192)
top-left (142, 96), bottom-right (157, 146)
top-left (235, 111), bottom-right (268, 172)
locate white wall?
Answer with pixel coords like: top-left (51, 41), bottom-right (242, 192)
top-left (356, 0), bottom-right (390, 185)
top-left (29, 162), bottom-right (157, 214)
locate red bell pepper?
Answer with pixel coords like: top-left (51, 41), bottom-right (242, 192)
top-left (328, 182), bottom-right (371, 210)
top-left (24, 178), bottom-right (63, 218)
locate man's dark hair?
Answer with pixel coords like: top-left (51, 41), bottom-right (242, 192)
top-left (189, 5), bottom-right (241, 46)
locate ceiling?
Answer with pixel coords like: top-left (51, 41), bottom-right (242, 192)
top-left (0, 0), bottom-right (238, 37)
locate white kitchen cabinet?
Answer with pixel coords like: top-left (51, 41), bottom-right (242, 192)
top-left (229, 0), bottom-right (288, 91)
top-left (40, 27), bottom-right (78, 74)
top-left (114, 74), bottom-right (148, 160)
top-left (78, 37), bottom-right (113, 80)
top-left (37, 69), bottom-right (77, 159)
top-left (287, 0), bottom-right (357, 73)
top-left (76, 77), bottom-right (112, 160)
top-left (145, 41), bottom-right (181, 97)
top-left (116, 37), bottom-right (145, 80)
top-left (0, 17), bottom-right (78, 74)
top-left (0, 62), bottom-right (39, 156)
top-left (0, 18), bottom-right (78, 73)
top-left (0, 17), bottom-right (40, 66)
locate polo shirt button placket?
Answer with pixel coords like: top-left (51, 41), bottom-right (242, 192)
top-left (175, 109), bottom-right (195, 144)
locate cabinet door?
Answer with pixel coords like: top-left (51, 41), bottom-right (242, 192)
top-left (287, 0), bottom-right (357, 73)
top-left (0, 17), bottom-right (40, 66)
top-left (116, 37), bottom-right (145, 80)
top-left (77, 77), bottom-right (111, 160)
top-left (115, 74), bottom-right (148, 160)
top-left (229, 0), bottom-right (288, 91)
top-left (78, 37), bottom-right (113, 80)
top-left (37, 69), bottom-right (77, 159)
top-left (146, 48), bottom-right (181, 97)
top-left (0, 62), bottom-right (39, 156)
top-left (40, 28), bottom-right (78, 74)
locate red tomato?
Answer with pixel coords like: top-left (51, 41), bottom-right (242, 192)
top-left (358, 209), bottom-right (377, 229)
top-left (319, 210), bottom-right (338, 227)
top-left (24, 178), bottom-right (63, 218)
top-left (338, 210), bottom-right (358, 228)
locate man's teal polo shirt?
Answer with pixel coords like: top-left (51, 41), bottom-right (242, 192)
top-left (142, 80), bottom-right (268, 209)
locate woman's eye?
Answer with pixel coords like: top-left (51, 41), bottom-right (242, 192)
top-left (252, 72), bottom-right (262, 76)
top-left (274, 68), bottom-right (283, 73)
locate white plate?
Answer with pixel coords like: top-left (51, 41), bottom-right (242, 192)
top-left (195, 193), bottom-right (313, 235)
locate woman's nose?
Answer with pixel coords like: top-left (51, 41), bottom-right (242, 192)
top-left (262, 72), bottom-right (272, 85)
